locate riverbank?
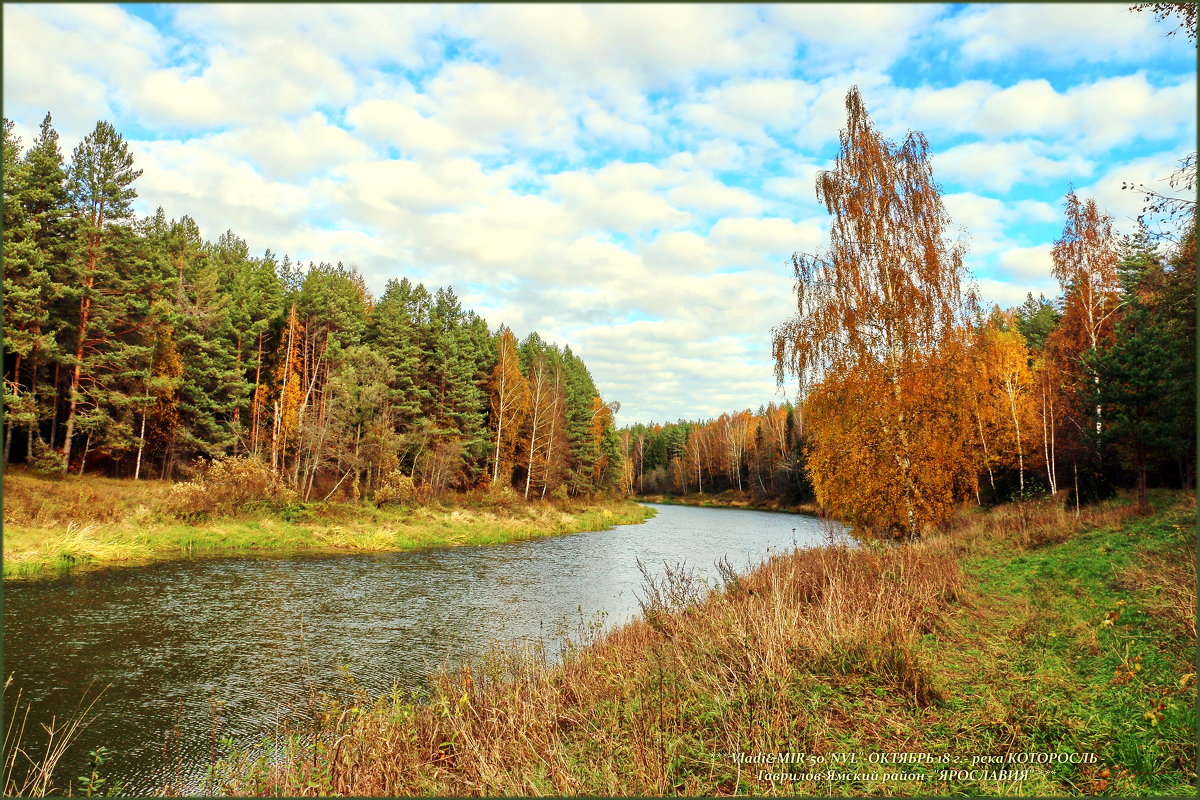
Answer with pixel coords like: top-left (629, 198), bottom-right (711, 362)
top-left (210, 490), bottom-right (1195, 796)
top-left (637, 490), bottom-right (820, 515)
top-left (2, 470), bottom-right (655, 579)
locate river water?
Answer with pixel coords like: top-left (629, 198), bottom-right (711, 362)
top-left (3, 503), bottom-right (844, 794)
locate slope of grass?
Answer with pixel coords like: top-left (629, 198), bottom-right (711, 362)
top-left (2, 469), bottom-right (655, 579)
top-left (210, 491), bottom-right (1196, 796)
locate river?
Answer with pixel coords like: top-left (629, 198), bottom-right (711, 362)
top-left (3, 502), bottom-right (845, 794)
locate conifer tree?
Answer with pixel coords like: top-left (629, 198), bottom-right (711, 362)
top-left (60, 120), bottom-right (144, 471)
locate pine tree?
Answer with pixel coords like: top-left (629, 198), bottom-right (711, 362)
top-left (59, 120), bottom-right (144, 471)
top-left (368, 278), bottom-right (432, 428)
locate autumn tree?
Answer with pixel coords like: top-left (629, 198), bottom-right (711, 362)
top-left (519, 333), bottom-right (566, 499)
top-left (771, 86), bottom-right (976, 537)
top-left (971, 313), bottom-right (1036, 499)
top-left (488, 326), bottom-right (529, 486)
top-left (1048, 192), bottom-right (1122, 425)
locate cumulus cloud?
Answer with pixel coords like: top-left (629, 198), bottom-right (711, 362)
top-left (457, 4), bottom-right (791, 93)
top-left (935, 140), bottom-right (1094, 193)
top-left (1076, 150), bottom-right (1196, 231)
top-left (2, 4), bottom-right (160, 139)
top-left (171, 4), bottom-right (453, 69)
top-left (5, 2), bottom-right (1194, 424)
top-left (767, 3), bottom-right (945, 73)
top-left (997, 244), bottom-right (1055, 281)
top-left (947, 3), bottom-right (1179, 65)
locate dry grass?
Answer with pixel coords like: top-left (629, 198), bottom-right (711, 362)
top-left (2, 468), bottom-right (173, 528)
top-left (3, 468), bottom-right (654, 578)
top-left (1120, 541), bottom-right (1197, 642)
top-left (214, 539), bottom-right (962, 796)
top-left (2, 678), bottom-right (102, 797)
top-left (937, 492), bottom-right (1151, 555)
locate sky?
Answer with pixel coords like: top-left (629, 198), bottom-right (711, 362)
top-left (3, 3), bottom-right (1196, 425)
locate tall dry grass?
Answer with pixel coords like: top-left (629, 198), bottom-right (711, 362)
top-left (215, 538), bottom-right (962, 796)
top-left (2, 678), bottom-right (101, 797)
top-left (1121, 542), bottom-right (1197, 642)
top-left (2, 469), bottom-right (172, 528)
top-left (938, 492), bottom-right (1148, 555)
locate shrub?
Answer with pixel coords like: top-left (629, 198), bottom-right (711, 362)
top-left (168, 456), bottom-right (294, 520)
top-left (27, 439), bottom-right (66, 476)
top-left (374, 470), bottom-right (418, 507)
top-left (486, 482), bottom-right (522, 508)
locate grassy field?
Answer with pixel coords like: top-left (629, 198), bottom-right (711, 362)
top-left (1, 469), bottom-right (655, 579)
top-left (206, 490), bottom-right (1195, 796)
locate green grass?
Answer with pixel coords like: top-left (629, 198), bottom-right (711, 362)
top-left (778, 492), bottom-right (1196, 796)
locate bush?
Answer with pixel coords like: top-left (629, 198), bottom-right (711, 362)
top-left (28, 438), bottom-right (67, 476)
top-left (168, 456), bottom-right (294, 520)
top-left (374, 470), bottom-right (418, 507)
top-left (480, 481), bottom-right (524, 509)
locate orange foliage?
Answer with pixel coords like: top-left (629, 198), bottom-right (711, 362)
top-left (772, 87), bottom-right (977, 537)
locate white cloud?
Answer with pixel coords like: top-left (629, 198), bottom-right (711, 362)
top-left (709, 217), bottom-right (825, 264)
top-left (546, 162), bottom-right (690, 234)
top-left (680, 78), bottom-right (817, 143)
top-left (132, 39), bottom-right (357, 128)
top-left (975, 276), bottom-right (1049, 310)
top-left (948, 3), bottom-right (1178, 65)
top-left (1076, 150), bottom-right (1196, 232)
top-left (935, 140), bottom-right (1094, 193)
top-left (171, 4), bottom-right (452, 69)
top-left (1, 4), bottom-right (161, 140)
top-left (997, 244), bottom-right (1055, 281)
top-left (330, 157), bottom-right (513, 215)
top-left (642, 231), bottom-right (719, 274)
top-left (200, 114), bottom-right (373, 181)
top-left (767, 4), bottom-right (945, 73)
top-left (458, 4), bottom-right (791, 92)
top-left (421, 63), bottom-right (579, 154)
top-left (666, 174), bottom-right (765, 215)
top-left (345, 99), bottom-right (467, 156)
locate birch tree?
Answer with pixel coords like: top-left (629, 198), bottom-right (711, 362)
top-left (771, 86), bottom-right (977, 537)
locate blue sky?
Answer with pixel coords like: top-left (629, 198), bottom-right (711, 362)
top-left (3, 3), bottom-right (1195, 424)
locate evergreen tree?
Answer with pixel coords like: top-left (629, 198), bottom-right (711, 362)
top-left (59, 120), bottom-right (144, 470)
top-left (367, 278), bottom-right (431, 428)
top-left (1013, 293), bottom-right (1060, 354)
top-left (1087, 302), bottom-right (1186, 508)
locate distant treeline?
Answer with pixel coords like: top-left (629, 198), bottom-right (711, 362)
top-left (2, 114), bottom-right (623, 499)
top-left (620, 403), bottom-right (812, 502)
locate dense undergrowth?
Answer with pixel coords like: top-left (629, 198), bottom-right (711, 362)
top-left (201, 490), bottom-right (1195, 797)
top-left (1, 468), bottom-right (654, 579)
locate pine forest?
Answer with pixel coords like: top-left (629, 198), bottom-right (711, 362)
top-left (2, 114), bottom-right (625, 501)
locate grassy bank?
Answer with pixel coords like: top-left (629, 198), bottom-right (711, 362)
top-left (2, 470), bottom-right (655, 580)
top-left (209, 490), bottom-right (1195, 796)
top-left (638, 490), bottom-right (820, 516)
